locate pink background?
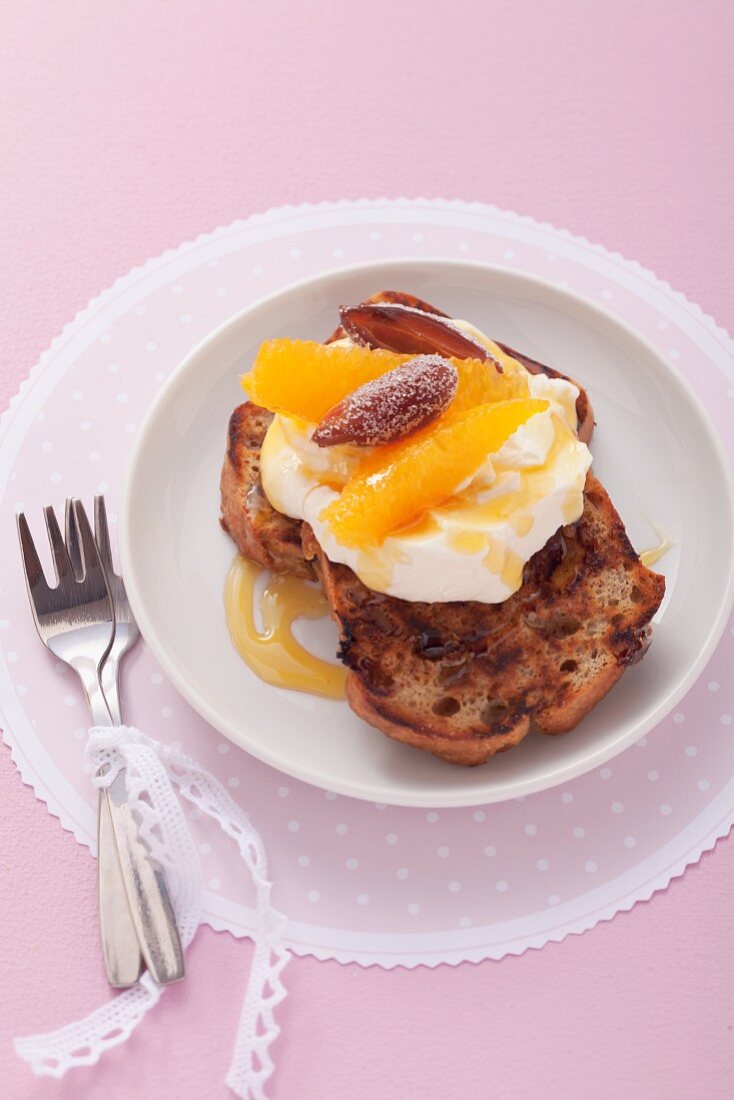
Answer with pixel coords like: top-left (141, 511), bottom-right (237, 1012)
top-left (1, 2), bottom-right (733, 1097)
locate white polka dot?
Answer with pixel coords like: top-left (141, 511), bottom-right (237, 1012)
top-left (599, 767), bottom-right (612, 779)
top-left (208, 878), bottom-right (221, 891)
top-left (161, 706), bottom-right (173, 718)
top-left (656, 318), bottom-right (669, 330)
top-left (545, 253), bottom-right (557, 263)
top-left (624, 836), bottom-right (637, 849)
top-left (473, 810), bottom-right (485, 822)
top-left (573, 827), bottom-right (586, 839)
top-left (647, 770), bottom-right (659, 782)
top-left (289, 247), bottom-right (302, 259)
top-left (407, 903), bottom-right (420, 915)
top-left (673, 712), bottom-right (685, 724)
top-left (325, 791), bottom-right (337, 801)
top-left (548, 894), bottom-right (561, 905)
top-left (50, 472), bottom-right (61, 483)
top-left (251, 265), bottom-right (264, 276)
top-left (116, 393), bottom-right (128, 404)
top-left (145, 341), bottom-right (157, 352)
top-left (721, 714), bottom-right (733, 726)
top-left (96, 482), bottom-right (109, 494)
top-left (585, 860), bottom-right (598, 873)
top-left (459, 917), bottom-right (472, 928)
top-left (504, 248), bottom-right (515, 260)
top-left (412, 232), bottom-right (424, 243)
top-left (331, 247), bottom-right (344, 259)
top-left (73, 728), bottom-right (85, 741)
top-left (524, 824), bottom-right (537, 836)
top-left (72, 389), bottom-right (83, 401)
top-left (190, 809), bottom-right (201, 821)
top-left (560, 792), bottom-right (573, 804)
top-left (356, 893), bottom-right (369, 905)
top-left (385, 832), bottom-right (398, 845)
top-left (6, 651), bottom-right (17, 663)
top-left (41, 441), bottom-right (53, 453)
top-left (396, 868), bottom-right (409, 880)
top-left (659, 803), bottom-right (672, 816)
top-left (368, 231), bottom-right (381, 242)
top-left (82, 761), bottom-right (93, 774)
top-left (611, 802), bottom-right (624, 814)
top-left (154, 371), bottom-right (166, 382)
top-left (80, 420), bottom-right (92, 431)
top-left (484, 845), bottom-right (497, 858)
top-left (63, 694), bottom-right (76, 707)
top-left (307, 890), bottom-right (320, 903)
top-left (708, 680), bottom-right (720, 693)
top-left (216, 286), bottom-right (228, 297)
top-left (134, 305), bottom-right (146, 316)
top-left (198, 843), bottom-right (211, 855)
top-left (426, 812), bottom-right (439, 822)
top-left (514, 796), bottom-right (526, 803)
top-left (635, 736), bottom-right (648, 748)
top-left (180, 313), bottom-right (192, 324)
top-left (495, 880), bottom-right (509, 893)
top-left (697, 779), bottom-right (710, 791)
top-left (277, 786), bottom-right (289, 798)
top-left (125, 422), bottom-right (137, 434)
top-left (601, 288), bottom-right (613, 300)
top-left (107, 362), bottom-right (120, 374)
top-left (685, 745), bottom-right (698, 757)
top-left (89, 451), bottom-right (100, 462)
top-left (458, 241), bottom-right (469, 252)
top-left (448, 881), bottom-right (461, 893)
top-left (227, 777), bottom-right (240, 790)
top-left (172, 283), bottom-right (184, 294)
top-left (217, 742), bottom-right (230, 754)
top-left (287, 820), bottom-right (300, 832)
top-left (297, 855), bottom-right (310, 867)
top-left (437, 846), bottom-right (450, 858)
top-left (0, 620), bottom-right (9, 630)
top-left (536, 858), bottom-right (549, 871)
top-left (335, 823), bottom-right (347, 835)
top-left (346, 858), bottom-right (358, 870)
top-left (374, 802), bottom-right (386, 810)
top-left (668, 349), bottom-right (680, 360)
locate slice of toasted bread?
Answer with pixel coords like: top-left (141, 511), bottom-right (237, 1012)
top-left (301, 476), bottom-right (665, 765)
top-left (220, 401), bottom-right (314, 578)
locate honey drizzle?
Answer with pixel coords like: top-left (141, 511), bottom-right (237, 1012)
top-left (639, 519), bottom-right (676, 568)
top-left (225, 556), bottom-right (347, 699)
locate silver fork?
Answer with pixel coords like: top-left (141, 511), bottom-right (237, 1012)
top-left (66, 496), bottom-right (184, 986)
top-left (18, 501), bottom-right (184, 987)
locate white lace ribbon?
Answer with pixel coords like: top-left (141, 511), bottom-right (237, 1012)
top-left (14, 726), bottom-right (289, 1099)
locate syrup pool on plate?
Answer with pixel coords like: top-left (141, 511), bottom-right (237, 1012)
top-left (224, 556), bottom-right (347, 700)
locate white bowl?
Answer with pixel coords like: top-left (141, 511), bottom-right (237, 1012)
top-left (120, 259), bottom-right (734, 806)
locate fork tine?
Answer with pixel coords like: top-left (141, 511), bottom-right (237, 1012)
top-left (65, 498), bottom-right (84, 579)
top-left (16, 512), bottom-right (52, 599)
top-left (94, 495), bottom-right (114, 575)
top-left (73, 499), bottom-right (109, 595)
top-left (43, 506), bottom-right (75, 586)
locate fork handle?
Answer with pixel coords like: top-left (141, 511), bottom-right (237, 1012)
top-left (81, 656), bottom-right (184, 985)
top-left (98, 789), bottom-right (143, 987)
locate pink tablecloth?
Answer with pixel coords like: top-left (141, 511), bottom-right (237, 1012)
top-left (2, 3), bottom-right (733, 1097)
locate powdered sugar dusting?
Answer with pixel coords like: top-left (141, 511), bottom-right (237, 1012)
top-left (313, 355), bottom-right (458, 447)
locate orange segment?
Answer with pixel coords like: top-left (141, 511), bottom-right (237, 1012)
top-left (242, 339), bottom-right (528, 424)
top-left (321, 398), bottom-right (549, 548)
top-left (243, 340), bottom-right (411, 422)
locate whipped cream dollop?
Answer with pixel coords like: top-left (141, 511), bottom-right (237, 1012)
top-left (259, 324), bottom-right (592, 604)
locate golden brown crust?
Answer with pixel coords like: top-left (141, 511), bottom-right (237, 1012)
top-left (301, 476), bottom-right (665, 766)
top-left (219, 402), bottom-right (314, 578)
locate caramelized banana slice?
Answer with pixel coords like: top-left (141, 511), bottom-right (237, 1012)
top-left (340, 303), bottom-right (501, 368)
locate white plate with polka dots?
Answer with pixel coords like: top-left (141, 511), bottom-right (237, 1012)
top-left (120, 256), bottom-right (734, 808)
top-left (3, 200), bottom-right (734, 965)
